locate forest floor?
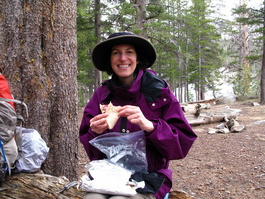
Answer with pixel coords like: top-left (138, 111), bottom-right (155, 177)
top-left (78, 100), bottom-right (265, 199)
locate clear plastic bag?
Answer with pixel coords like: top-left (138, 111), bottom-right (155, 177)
top-left (89, 130), bottom-right (147, 173)
top-left (78, 159), bottom-right (145, 196)
top-left (14, 128), bottom-right (49, 173)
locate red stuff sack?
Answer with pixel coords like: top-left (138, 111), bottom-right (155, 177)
top-left (0, 73), bottom-right (15, 110)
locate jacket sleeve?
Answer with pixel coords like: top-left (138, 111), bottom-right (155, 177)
top-left (146, 89), bottom-right (197, 160)
top-left (79, 89), bottom-right (108, 161)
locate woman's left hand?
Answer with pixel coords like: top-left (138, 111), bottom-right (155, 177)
top-left (118, 105), bottom-right (154, 132)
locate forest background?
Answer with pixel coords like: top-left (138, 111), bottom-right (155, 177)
top-left (77, 0), bottom-right (265, 106)
top-left (0, 0), bottom-right (264, 183)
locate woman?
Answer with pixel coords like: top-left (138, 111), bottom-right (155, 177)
top-left (79, 32), bottom-right (197, 199)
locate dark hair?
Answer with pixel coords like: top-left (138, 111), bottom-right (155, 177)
top-left (104, 47), bottom-right (150, 75)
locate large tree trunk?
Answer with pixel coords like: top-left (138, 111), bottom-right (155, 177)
top-left (241, 0), bottom-right (250, 96)
top-left (94, 0), bottom-right (102, 88)
top-left (238, 0), bottom-right (250, 97)
top-left (0, 0), bottom-right (79, 180)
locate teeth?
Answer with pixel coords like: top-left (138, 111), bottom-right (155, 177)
top-left (119, 65), bottom-right (129, 68)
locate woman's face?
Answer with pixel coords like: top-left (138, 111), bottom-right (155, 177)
top-left (110, 44), bottom-right (138, 85)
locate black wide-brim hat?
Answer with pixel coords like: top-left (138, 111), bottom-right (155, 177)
top-left (92, 32), bottom-right (156, 71)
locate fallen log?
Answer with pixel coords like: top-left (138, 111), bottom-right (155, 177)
top-left (181, 99), bottom-right (217, 115)
top-left (181, 103), bottom-right (211, 115)
top-left (0, 171), bottom-right (192, 199)
top-left (185, 98), bottom-right (218, 105)
top-left (185, 105), bottom-right (242, 126)
top-left (0, 171), bottom-right (84, 199)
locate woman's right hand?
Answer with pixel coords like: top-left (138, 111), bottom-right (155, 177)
top-left (89, 113), bottom-right (109, 134)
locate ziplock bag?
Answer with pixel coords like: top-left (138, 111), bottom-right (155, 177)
top-left (89, 130), bottom-right (147, 173)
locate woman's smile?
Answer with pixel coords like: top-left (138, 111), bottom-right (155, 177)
top-left (118, 64), bottom-right (130, 68)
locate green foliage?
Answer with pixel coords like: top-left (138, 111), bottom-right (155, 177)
top-left (76, 0), bottom-right (264, 103)
top-left (77, 0), bottom-right (97, 105)
top-left (230, 2), bottom-right (264, 99)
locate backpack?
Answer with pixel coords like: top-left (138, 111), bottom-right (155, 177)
top-left (0, 98), bottom-right (28, 185)
top-left (0, 73), bottom-right (28, 185)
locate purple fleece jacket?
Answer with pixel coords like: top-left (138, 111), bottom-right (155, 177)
top-left (79, 69), bottom-right (197, 199)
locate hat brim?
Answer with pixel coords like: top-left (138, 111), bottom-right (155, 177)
top-left (92, 35), bottom-right (156, 71)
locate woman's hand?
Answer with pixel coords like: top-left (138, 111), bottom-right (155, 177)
top-left (90, 113), bottom-right (109, 134)
top-left (118, 105), bottom-right (154, 132)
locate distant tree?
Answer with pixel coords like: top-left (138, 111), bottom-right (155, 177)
top-left (0, 0), bottom-right (79, 180)
top-left (77, 0), bottom-right (97, 105)
top-left (187, 0), bottom-right (222, 101)
top-left (233, 1), bottom-right (265, 103)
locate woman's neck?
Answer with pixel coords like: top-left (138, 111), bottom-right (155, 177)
top-left (118, 75), bottom-right (135, 86)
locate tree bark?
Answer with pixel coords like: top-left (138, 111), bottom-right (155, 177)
top-left (94, 0), bottom-right (102, 87)
top-left (0, 172), bottom-right (192, 199)
top-left (135, 0), bottom-right (147, 36)
top-left (0, 172), bottom-right (83, 199)
top-left (242, 0), bottom-right (250, 96)
top-left (0, 0), bottom-right (79, 180)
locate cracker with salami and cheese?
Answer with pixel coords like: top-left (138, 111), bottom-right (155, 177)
top-left (100, 102), bottom-right (120, 129)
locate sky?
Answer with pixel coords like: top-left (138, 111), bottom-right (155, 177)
top-left (219, 0), bottom-right (263, 19)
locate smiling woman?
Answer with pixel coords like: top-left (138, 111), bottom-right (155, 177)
top-left (79, 32), bottom-right (197, 199)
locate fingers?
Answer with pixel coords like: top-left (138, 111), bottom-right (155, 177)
top-left (90, 113), bottom-right (108, 122)
top-left (90, 113), bottom-right (108, 134)
top-left (118, 105), bottom-right (140, 117)
top-left (118, 105), bottom-right (154, 132)
top-left (119, 105), bottom-right (144, 123)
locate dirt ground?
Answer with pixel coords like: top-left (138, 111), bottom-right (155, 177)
top-left (171, 101), bottom-right (265, 199)
top-left (78, 101), bottom-right (265, 199)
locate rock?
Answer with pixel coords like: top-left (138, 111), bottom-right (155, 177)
top-left (208, 128), bottom-right (217, 134)
top-left (216, 128), bottom-right (230, 134)
top-left (208, 118), bottom-right (245, 134)
top-left (216, 123), bottom-right (227, 129)
top-left (226, 118), bottom-right (239, 129)
top-left (231, 125), bottom-right (245, 132)
top-left (252, 102), bottom-right (260, 106)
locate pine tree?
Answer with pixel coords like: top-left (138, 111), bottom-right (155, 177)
top-left (187, 0), bottom-right (222, 101)
top-left (233, 1), bottom-right (265, 103)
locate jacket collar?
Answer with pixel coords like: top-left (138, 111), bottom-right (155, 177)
top-left (99, 68), bottom-right (168, 104)
top-left (99, 69), bottom-right (144, 104)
